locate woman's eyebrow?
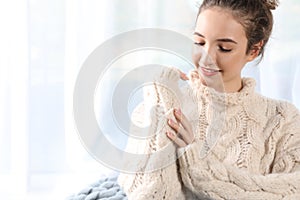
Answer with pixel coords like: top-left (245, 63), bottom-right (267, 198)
top-left (193, 32), bottom-right (238, 44)
top-left (217, 38), bottom-right (238, 44)
top-left (193, 32), bottom-right (205, 38)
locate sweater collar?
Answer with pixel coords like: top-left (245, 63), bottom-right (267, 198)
top-left (191, 78), bottom-right (256, 106)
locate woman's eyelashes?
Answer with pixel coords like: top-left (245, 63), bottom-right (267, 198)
top-left (218, 45), bottom-right (232, 52)
top-left (194, 42), bottom-right (232, 53)
top-left (194, 42), bottom-right (205, 46)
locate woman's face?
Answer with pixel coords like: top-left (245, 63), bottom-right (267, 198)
top-left (193, 7), bottom-right (257, 92)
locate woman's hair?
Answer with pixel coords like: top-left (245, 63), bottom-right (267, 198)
top-left (197, 0), bottom-right (279, 60)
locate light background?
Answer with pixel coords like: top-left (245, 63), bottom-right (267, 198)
top-left (0, 0), bottom-right (299, 199)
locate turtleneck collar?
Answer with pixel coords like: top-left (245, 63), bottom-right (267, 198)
top-left (190, 77), bottom-right (257, 106)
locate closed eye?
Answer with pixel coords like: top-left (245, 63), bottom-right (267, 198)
top-left (218, 46), bottom-right (232, 52)
top-left (194, 42), bottom-right (205, 46)
top-left (194, 42), bottom-right (232, 52)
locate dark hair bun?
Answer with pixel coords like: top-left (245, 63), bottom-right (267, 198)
top-left (262, 0), bottom-right (279, 10)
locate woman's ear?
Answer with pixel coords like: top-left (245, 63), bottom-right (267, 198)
top-left (247, 40), bottom-right (264, 61)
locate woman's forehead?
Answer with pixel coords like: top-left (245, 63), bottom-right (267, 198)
top-left (195, 8), bottom-right (247, 42)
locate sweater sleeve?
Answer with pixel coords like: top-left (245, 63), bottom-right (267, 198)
top-left (117, 67), bottom-right (186, 200)
top-left (180, 102), bottom-right (300, 200)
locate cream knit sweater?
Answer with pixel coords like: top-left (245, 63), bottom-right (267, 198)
top-left (117, 67), bottom-right (300, 200)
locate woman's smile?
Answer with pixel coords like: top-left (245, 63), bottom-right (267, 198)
top-left (199, 66), bottom-right (222, 77)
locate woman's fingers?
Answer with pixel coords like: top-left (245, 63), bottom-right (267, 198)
top-left (174, 109), bottom-right (195, 143)
top-left (166, 131), bottom-right (187, 148)
top-left (167, 118), bottom-right (194, 144)
top-left (177, 69), bottom-right (189, 81)
top-left (174, 109), bottom-right (194, 137)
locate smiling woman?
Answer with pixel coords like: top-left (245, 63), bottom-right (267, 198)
top-left (192, 5), bottom-right (265, 93)
top-left (1, 0), bottom-right (300, 199)
top-left (117, 0), bottom-right (300, 199)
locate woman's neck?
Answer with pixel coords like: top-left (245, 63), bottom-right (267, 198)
top-left (223, 78), bottom-right (243, 93)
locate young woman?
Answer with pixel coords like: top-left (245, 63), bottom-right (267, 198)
top-left (118, 0), bottom-right (300, 199)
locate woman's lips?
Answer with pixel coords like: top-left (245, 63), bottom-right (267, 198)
top-left (199, 66), bottom-right (222, 77)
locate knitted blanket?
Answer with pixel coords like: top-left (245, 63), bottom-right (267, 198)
top-left (66, 175), bottom-right (127, 200)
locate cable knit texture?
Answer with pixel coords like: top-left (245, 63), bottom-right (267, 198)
top-left (118, 67), bottom-right (300, 200)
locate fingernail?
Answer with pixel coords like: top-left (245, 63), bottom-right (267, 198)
top-left (166, 131), bottom-right (174, 137)
top-left (168, 119), bottom-right (173, 125)
top-left (175, 108), bottom-right (181, 115)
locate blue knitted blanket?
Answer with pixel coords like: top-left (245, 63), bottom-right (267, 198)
top-left (66, 175), bottom-right (127, 200)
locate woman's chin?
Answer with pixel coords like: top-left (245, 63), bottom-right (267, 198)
top-left (199, 73), bottom-right (225, 92)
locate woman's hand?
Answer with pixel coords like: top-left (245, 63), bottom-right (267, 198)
top-left (166, 108), bottom-right (195, 148)
top-left (165, 69), bottom-right (195, 148)
top-left (178, 69), bottom-right (189, 81)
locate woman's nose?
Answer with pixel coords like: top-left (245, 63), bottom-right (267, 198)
top-left (193, 44), bottom-right (217, 68)
top-left (200, 46), bottom-right (217, 67)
